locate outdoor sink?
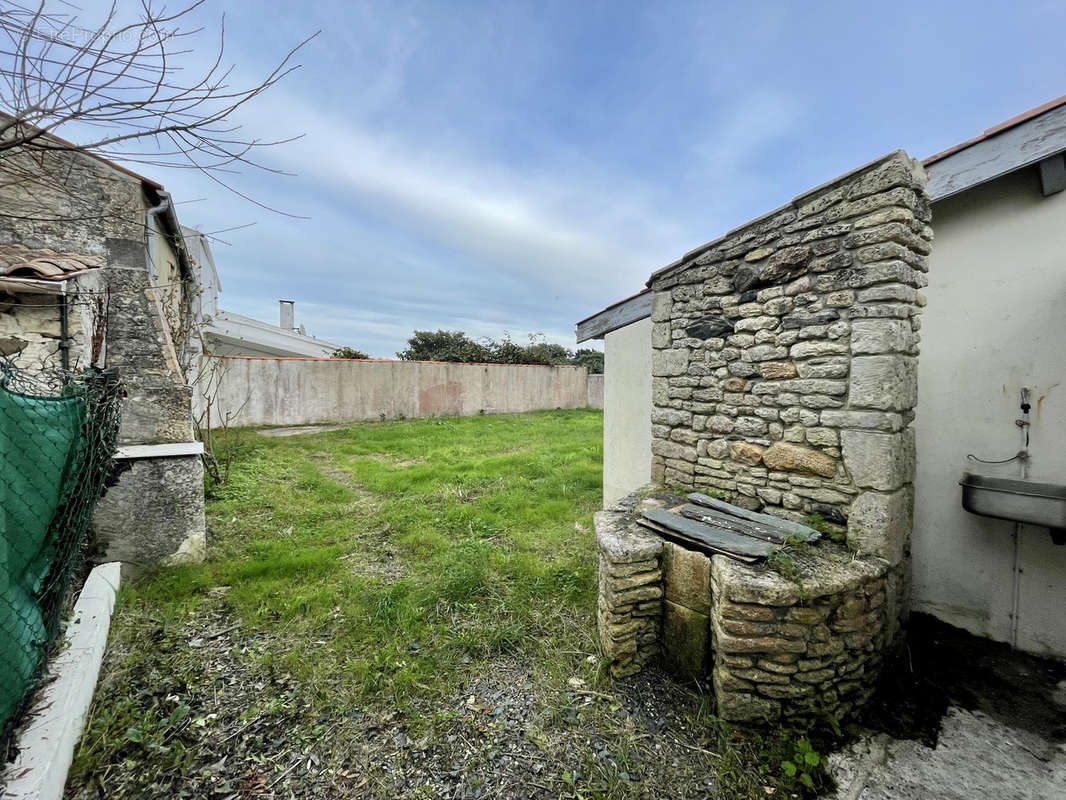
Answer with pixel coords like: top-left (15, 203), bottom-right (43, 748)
top-left (960, 473), bottom-right (1066, 544)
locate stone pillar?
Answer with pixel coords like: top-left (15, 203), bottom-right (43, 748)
top-left (595, 510), bottom-right (663, 677)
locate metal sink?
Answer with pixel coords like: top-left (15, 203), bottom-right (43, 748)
top-left (960, 473), bottom-right (1066, 544)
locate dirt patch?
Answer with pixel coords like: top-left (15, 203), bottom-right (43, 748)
top-left (353, 454), bottom-right (428, 468)
top-left (257, 425), bottom-right (350, 438)
top-left (860, 613), bottom-right (1066, 747)
top-left (66, 591), bottom-right (731, 799)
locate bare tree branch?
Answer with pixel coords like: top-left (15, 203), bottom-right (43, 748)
top-left (0, 0), bottom-right (317, 213)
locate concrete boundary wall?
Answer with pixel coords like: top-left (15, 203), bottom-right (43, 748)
top-left (198, 355), bottom-right (591, 428)
top-left (587, 374), bottom-right (604, 409)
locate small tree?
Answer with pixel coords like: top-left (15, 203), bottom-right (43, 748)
top-left (330, 346), bottom-right (369, 360)
top-left (397, 330), bottom-right (491, 363)
top-left (570, 348), bottom-right (604, 374)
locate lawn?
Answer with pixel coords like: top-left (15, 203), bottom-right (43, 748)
top-left (66, 410), bottom-right (812, 799)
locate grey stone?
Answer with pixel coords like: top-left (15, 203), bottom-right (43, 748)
top-left (733, 265), bottom-right (760, 293)
top-left (841, 429), bottom-right (914, 491)
top-left (851, 319), bottom-right (915, 354)
top-left (596, 511), bottom-right (664, 563)
top-left (790, 341), bottom-right (849, 359)
top-left (93, 455), bottom-right (206, 567)
top-left (663, 600), bottom-right (710, 679)
top-left (849, 356), bottom-right (918, 411)
top-left (759, 245), bottom-right (812, 285)
top-left (781, 311), bottom-right (841, 329)
top-left (686, 315), bottom-right (734, 339)
top-left (848, 488), bottom-right (912, 564)
top-left (651, 291), bottom-right (672, 322)
top-left (652, 348), bottom-right (690, 377)
top-left (820, 409), bottom-right (905, 432)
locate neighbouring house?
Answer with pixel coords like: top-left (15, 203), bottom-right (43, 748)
top-left (181, 227), bottom-right (341, 359)
top-left (577, 96), bottom-right (1066, 663)
top-left (0, 119), bottom-right (205, 566)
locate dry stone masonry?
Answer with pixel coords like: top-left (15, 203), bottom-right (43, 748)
top-left (595, 152), bottom-right (930, 725)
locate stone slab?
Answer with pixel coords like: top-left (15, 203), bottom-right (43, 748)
top-left (663, 541), bottom-right (713, 615)
top-left (662, 600), bottom-right (710, 679)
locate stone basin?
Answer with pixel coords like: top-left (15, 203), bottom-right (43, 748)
top-left (960, 473), bottom-right (1066, 543)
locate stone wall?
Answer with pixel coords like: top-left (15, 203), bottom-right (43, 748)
top-left (648, 151), bottom-right (928, 576)
top-left (594, 151), bottom-right (932, 726)
top-left (596, 493), bottom-right (898, 725)
top-left (709, 554), bottom-right (892, 724)
top-left (0, 142), bottom-right (204, 565)
top-left (595, 507), bottom-right (664, 677)
top-left (0, 272), bottom-right (101, 370)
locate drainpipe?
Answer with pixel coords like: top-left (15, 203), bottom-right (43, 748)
top-left (144, 192), bottom-right (171, 283)
top-left (1009, 387), bottom-right (1032, 649)
top-left (57, 284), bottom-right (69, 371)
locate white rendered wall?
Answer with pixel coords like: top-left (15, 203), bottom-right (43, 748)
top-left (603, 318), bottom-right (652, 508)
top-left (914, 166), bottom-right (1066, 658)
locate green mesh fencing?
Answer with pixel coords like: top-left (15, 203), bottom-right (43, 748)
top-left (0, 358), bottom-right (121, 739)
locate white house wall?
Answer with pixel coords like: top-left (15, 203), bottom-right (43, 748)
top-left (914, 166), bottom-right (1066, 658)
top-left (603, 318), bottom-right (652, 508)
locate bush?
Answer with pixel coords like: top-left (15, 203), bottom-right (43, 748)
top-left (397, 330), bottom-right (603, 371)
top-left (330, 346), bottom-right (370, 359)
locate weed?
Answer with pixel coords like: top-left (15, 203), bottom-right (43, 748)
top-left (767, 548), bottom-right (801, 581)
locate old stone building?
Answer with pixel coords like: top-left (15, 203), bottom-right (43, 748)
top-left (0, 123), bottom-right (205, 565)
top-left (590, 152), bottom-right (929, 723)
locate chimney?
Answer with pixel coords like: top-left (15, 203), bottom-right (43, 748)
top-left (279, 300), bottom-right (294, 330)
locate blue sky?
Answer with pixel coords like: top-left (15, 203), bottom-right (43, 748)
top-left (111, 0), bottom-right (1066, 357)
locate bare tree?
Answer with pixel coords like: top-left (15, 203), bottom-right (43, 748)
top-left (0, 0), bottom-right (317, 212)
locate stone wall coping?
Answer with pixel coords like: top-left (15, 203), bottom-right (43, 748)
top-left (594, 510), bottom-right (663, 564)
top-left (711, 551), bottom-right (889, 606)
top-left (647, 149), bottom-right (918, 286)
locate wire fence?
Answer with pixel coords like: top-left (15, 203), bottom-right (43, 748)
top-left (0, 357), bottom-right (121, 742)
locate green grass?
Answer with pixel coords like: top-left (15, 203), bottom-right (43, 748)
top-left (129, 410), bottom-right (602, 710)
top-left (68, 410), bottom-right (834, 799)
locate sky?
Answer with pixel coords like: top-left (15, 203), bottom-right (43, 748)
top-left (93, 0), bottom-right (1066, 357)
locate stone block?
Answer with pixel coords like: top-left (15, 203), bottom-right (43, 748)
top-left (759, 245), bottom-right (812, 285)
top-left (93, 455), bottom-right (205, 566)
top-left (851, 319), bottom-right (914, 354)
top-left (840, 428), bottom-right (914, 491)
top-left (734, 416), bottom-right (768, 437)
top-left (758, 360), bottom-right (797, 379)
top-left (663, 542), bottom-right (712, 615)
top-left (712, 557), bottom-right (802, 606)
top-left (848, 355), bottom-right (917, 411)
top-left (662, 600), bottom-right (710, 679)
top-left (847, 488), bottom-right (912, 564)
top-left (714, 685), bottom-right (780, 723)
top-left (819, 409), bottom-right (904, 432)
top-left (761, 441), bottom-right (837, 477)
top-left (595, 511), bottom-right (664, 564)
top-left (651, 322), bottom-right (672, 348)
top-left (730, 441), bottom-right (764, 466)
top-left (652, 348), bottom-right (690, 377)
top-left (651, 291), bottom-right (672, 322)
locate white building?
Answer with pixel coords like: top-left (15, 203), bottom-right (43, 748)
top-left (182, 227), bottom-right (342, 359)
top-left (577, 97), bottom-right (1066, 659)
